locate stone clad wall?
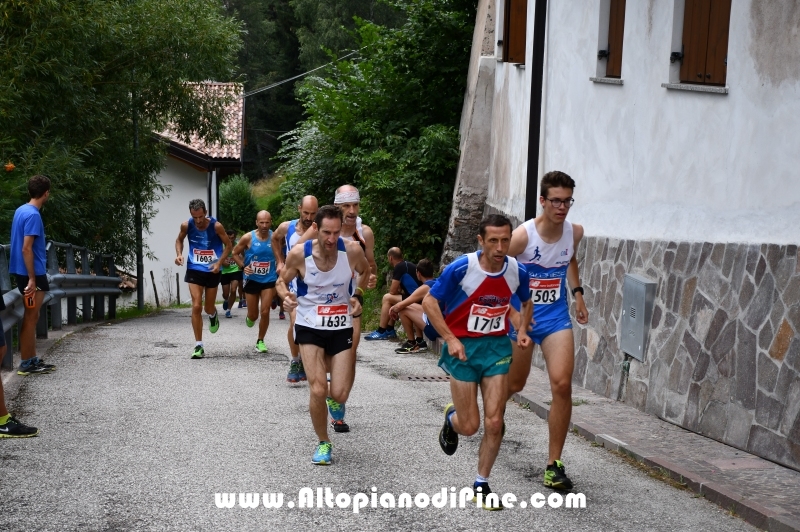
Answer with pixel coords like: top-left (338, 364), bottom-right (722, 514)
top-left (530, 236), bottom-right (800, 471)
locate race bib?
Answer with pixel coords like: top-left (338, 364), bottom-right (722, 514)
top-left (252, 261), bottom-right (271, 275)
top-left (530, 278), bottom-right (561, 304)
top-left (315, 304), bottom-right (351, 329)
top-left (467, 304), bottom-right (508, 334)
top-left (193, 249), bottom-right (217, 264)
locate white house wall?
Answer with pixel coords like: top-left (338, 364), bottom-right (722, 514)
top-left (542, 0), bottom-right (800, 245)
top-left (141, 156), bottom-right (208, 306)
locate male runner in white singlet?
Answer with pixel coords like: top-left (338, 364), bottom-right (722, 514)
top-left (273, 195), bottom-right (319, 382)
top-left (277, 205), bottom-right (370, 465)
top-left (507, 170), bottom-right (589, 491)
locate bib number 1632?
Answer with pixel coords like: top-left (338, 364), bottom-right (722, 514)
top-left (316, 305), bottom-right (350, 329)
top-left (467, 304), bottom-right (508, 334)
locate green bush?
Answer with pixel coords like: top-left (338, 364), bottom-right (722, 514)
top-left (218, 174), bottom-right (257, 233)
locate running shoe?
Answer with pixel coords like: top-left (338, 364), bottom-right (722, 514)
top-left (414, 339), bottom-right (428, 353)
top-left (394, 340), bottom-right (416, 353)
top-left (312, 441), bottom-right (332, 465)
top-left (439, 403), bottom-right (458, 455)
top-left (32, 358), bottom-right (56, 371)
top-left (473, 482), bottom-right (504, 511)
top-left (0, 416), bottom-right (39, 438)
top-left (279, 311), bottom-right (286, 320)
top-left (240, 299), bottom-right (247, 308)
top-left (331, 419), bottom-right (350, 433)
top-left (364, 329), bottom-right (397, 340)
top-left (209, 313), bottom-right (219, 333)
top-left (543, 460), bottom-right (574, 491)
top-left (17, 359), bottom-right (53, 376)
top-left (287, 361), bottom-right (302, 383)
top-left (225, 310), bottom-right (232, 318)
top-left (223, 300), bottom-right (229, 311)
top-left (245, 316), bottom-right (255, 328)
top-left (326, 397), bottom-right (346, 422)
top-left (297, 360), bottom-right (307, 381)
top-left (191, 346), bottom-right (205, 359)
top-left (255, 340), bottom-right (268, 353)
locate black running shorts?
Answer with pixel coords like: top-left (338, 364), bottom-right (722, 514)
top-left (15, 274), bottom-right (50, 293)
top-left (184, 269), bottom-right (221, 288)
top-left (294, 324), bottom-right (354, 356)
top-left (220, 270), bottom-right (243, 285)
top-left (243, 279), bottom-right (276, 295)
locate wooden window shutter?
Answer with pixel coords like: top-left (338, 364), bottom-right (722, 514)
top-left (680, 0), bottom-right (731, 85)
top-left (503, 0), bottom-right (528, 64)
top-left (606, 0), bottom-right (626, 78)
top-left (705, 0), bottom-right (732, 85)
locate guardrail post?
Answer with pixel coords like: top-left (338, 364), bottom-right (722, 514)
top-left (93, 254), bottom-right (105, 320)
top-left (47, 242), bottom-right (62, 331)
top-left (107, 255), bottom-right (118, 319)
top-left (66, 245), bottom-right (77, 325)
top-left (81, 249), bottom-right (92, 321)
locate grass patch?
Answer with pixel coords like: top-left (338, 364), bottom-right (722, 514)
top-left (252, 174), bottom-right (286, 198)
top-left (610, 449), bottom-right (690, 492)
top-left (112, 303), bottom-right (160, 320)
top-left (572, 398), bottom-right (589, 406)
top-left (360, 286), bottom-right (384, 333)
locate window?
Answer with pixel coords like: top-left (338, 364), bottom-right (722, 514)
top-left (679, 0), bottom-right (732, 85)
top-left (605, 0), bottom-right (627, 78)
top-left (503, 0), bottom-right (528, 64)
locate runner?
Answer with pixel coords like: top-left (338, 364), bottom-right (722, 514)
top-left (273, 195), bottom-right (319, 381)
top-left (422, 214), bottom-right (532, 510)
top-left (9, 175), bottom-right (56, 375)
top-left (506, 170), bottom-right (588, 491)
top-left (233, 211), bottom-right (278, 353)
top-left (1, 301), bottom-right (39, 437)
top-left (174, 198), bottom-right (232, 359)
top-left (277, 205), bottom-right (370, 465)
top-left (220, 229), bottom-right (243, 319)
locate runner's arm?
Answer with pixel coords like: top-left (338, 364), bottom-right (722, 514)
top-left (347, 241), bottom-right (370, 316)
top-left (391, 283), bottom-right (430, 314)
top-left (277, 246), bottom-right (303, 310)
top-left (232, 234), bottom-right (250, 270)
top-left (569, 223), bottom-right (588, 324)
top-left (174, 222), bottom-right (188, 266)
top-left (213, 222), bottom-right (233, 274)
top-left (21, 236), bottom-right (37, 294)
top-left (422, 293), bottom-right (465, 361)
top-left (272, 221), bottom-right (289, 269)
top-left (360, 224), bottom-right (378, 287)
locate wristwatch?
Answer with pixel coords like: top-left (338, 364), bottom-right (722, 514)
top-left (571, 286), bottom-right (584, 297)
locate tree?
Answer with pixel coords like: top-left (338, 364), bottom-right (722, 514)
top-left (278, 0), bottom-right (477, 266)
top-left (219, 175), bottom-right (258, 234)
top-left (0, 0), bottom-right (243, 279)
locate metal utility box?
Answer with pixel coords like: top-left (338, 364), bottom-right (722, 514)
top-left (620, 273), bottom-right (657, 361)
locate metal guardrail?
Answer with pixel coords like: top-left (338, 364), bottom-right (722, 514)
top-left (1, 241), bottom-right (122, 370)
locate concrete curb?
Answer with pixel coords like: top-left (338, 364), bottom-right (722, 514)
top-left (512, 391), bottom-right (800, 532)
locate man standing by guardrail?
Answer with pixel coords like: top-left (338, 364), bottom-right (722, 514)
top-left (0, 299), bottom-right (39, 437)
top-left (9, 175), bottom-right (55, 376)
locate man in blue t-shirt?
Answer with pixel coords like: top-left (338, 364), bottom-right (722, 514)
top-left (388, 258), bottom-right (438, 353)
top-left (364, 247), bottom-right (422, 341)
top-left (9, 175), bottom-right (56, 376)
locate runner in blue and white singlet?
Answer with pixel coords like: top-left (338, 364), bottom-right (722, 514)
top-left (271, 196), bottom-right (319, 383)
top-left (277, 205), bottom-right (370, 465)
top-left (505, 171), bottom-right (589, 492)
top-left (232, 211), bottom-right (279, 354)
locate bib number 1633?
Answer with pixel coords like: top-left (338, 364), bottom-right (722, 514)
top-left (467, 304), bottom-right (508, 334)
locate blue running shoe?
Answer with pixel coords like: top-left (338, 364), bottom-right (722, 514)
top-left (297, 360), bottom-right (307, 381)
top-left (364, 329), bottom-right (397, 340)
top-left (312, 441), bottom-right (332, 465)
top-left (222, 300), bottom-right (229, 311)
top-left (287, 361), bottom-right (301, 383)
top-left (326, 397), bottom-right (345, 421)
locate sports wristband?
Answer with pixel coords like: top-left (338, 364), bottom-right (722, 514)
top-left (353, 294), bottom-right (364, 306)
top-left (571, 286), bottom-right (584, 297)
top-left (355, 287), bottom-right (365, 296)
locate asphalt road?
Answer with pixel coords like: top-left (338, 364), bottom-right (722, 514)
top-left (1, 308), bottom-right (754, 531)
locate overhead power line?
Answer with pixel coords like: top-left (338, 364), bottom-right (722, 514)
top-left (242, 49), bottom-right (361, 99)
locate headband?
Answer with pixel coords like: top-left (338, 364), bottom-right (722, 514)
top-left (334, 190), bottom-right (360, 204)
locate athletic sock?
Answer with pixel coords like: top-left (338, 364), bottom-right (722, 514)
top-left (208, 312), bottom-right (217, 319)
top-left (447, 409), bottom-right (456, 428)
top-left (476, 474), bottom-right (489, 485)
top-left (0, 414), bottom-right (10, 425)
top-left (196, 341), bottom-right (203, 347)
top-left (292, 356), bottom-right (300, 363)
top-left (415, 337), bottom-right (425, 344)
top-left (376, 327), bottom-right (386, 333)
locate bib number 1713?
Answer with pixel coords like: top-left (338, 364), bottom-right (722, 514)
top-left (467, 304), bottom-right (508, 334)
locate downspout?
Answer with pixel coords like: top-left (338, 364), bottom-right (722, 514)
top-left (524, 0), bottom-right (549, 220)
top-left (207, 171), bottom-right (213, 217)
